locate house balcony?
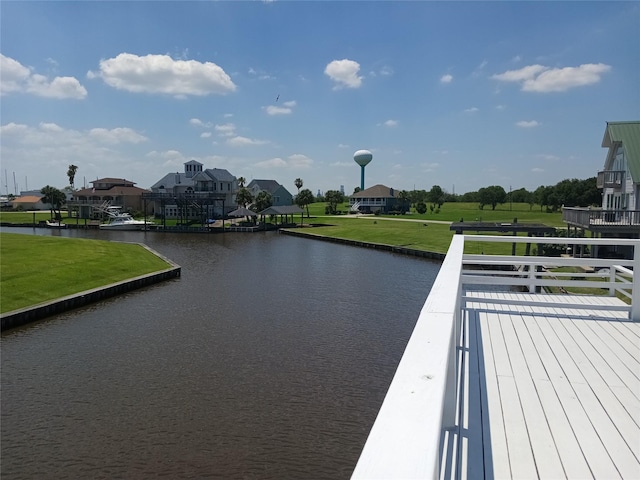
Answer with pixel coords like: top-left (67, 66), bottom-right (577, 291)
top-left (597, 170), bottom-right (625, 189)
top-left (352, 235), bottom-right (639, 479)
top-left (563, 206), bottom-right (640, 233)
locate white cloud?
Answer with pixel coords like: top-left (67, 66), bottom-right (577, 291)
top-left (464, 107), bottom-right (479, 113)
top-left (255, 154), bottom-right (313, 169)
top-left (492, 63), bottom-right (611, 92)
top-left (215, 123), bottom-right (236, 136)
top-left (440, 74), bottom-right (453, 84)
top-left (190, 118), bottom-right (212, 128)
top-left (382, 119), bottom-right (398, 127)
top-left (89, 127), bottom-right (148, 143)
top-left (422, 162), bottom-right (440, 172)
top-left (516, 120), bottom-right (540, 128)
top-left (88, 53), bottom-right (237, 96)
top-left (227, 135), bottom-right (268, 146)
top-left (265, 105), bottom-right (293, 116)
top-left (337, 143), bottom-right (350, 149)
top-left (531, 167), bottom-right (545, 173)
top-left (1, 54), bottom-right (87, 99)
top-left (200, 132), bottom-right (212, 138)
top-left (324, 59), bottom-right (363, 89)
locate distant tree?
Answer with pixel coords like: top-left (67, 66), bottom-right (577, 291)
top-left (236, 187), bottom-right (253, 208)
top-left (237, 177), bottom-right (246, 188)
top-left (510, 187), bottom-right (531, 204)
top-left (67, 164), bottom-right (78, 189)
top-left (324, 190), bottom-right (344, 214)
top-left (415, 201), bottom-right (427, 214)
top-left (428, 185), bottom-right (445, 208)
top-left (534, 185), bottom-right (551, 211)
top-left (40, 185), bottom-right (66, 220)
top-left (352, 187), bottom-right (361, 194)
top-left (294, 178), bottom-right (303, 194)
top-left (460, 191), bottom-right (479, 203)
top-left (396, 190), bottom-right (411, 213)
top-left (296, 188), bottom-right (314, 217)
top-left (254, 191), bottom-right (272, 213)
top-left (478, 185), bottom-right (507, 210)
top-left (409, 189), bottom-right (427, 205)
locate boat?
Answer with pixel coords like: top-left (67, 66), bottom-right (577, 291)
top-left (99, 213), bottom-right (153, 230)
top-left (46, 220), bottom-right (67, 229)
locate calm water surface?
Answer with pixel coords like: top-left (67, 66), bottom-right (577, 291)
top-left (1, 228), bottom-right (440, 479)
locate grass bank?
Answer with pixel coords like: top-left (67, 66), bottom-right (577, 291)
top-left (298, 202), bottom-right (563, 256)
top-left (0, 233), bottom-right (172, 313)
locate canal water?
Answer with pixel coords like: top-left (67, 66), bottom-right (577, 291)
top-left (1, 228), bottom-right (441, 479)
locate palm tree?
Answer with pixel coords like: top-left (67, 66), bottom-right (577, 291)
top-left (41, 185), bottom-right (67, 221)
top-left (294, 178), bottom-right (303, 194)
top-left (67, 165), bottom-right (78, 189)
top-left (237, 176), bottom-right (246, 188)
top-left (295, 188), bottom-right (314, 218)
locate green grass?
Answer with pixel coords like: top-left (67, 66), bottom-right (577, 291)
top-left (0, 210), bottom-right (56, 224)
top-left (0, 233), bottom-right (172, 313)
top-left (297, 202), bottom-right (563, 255)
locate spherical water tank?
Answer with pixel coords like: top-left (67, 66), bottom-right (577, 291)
top-left (353, 150), bottom-right (373, 167)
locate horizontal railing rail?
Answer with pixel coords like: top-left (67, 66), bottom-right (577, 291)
top-left (562, 206), bottom-right (640, 227)
top-left (352, 235), bottom-right (638, 479)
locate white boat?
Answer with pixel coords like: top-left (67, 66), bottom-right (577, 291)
top-left (99, 213), bottom-right (152, 230)
top-left (46, 220), bottom-right (67, 229)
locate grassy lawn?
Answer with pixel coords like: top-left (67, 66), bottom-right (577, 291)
top-left (0, 233), bottom-right (172, 313)
top-left (298, 202), bottom-right (563, 255)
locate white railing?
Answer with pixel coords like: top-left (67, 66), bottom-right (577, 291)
top-left (352, 235), bottom-right (638, 479)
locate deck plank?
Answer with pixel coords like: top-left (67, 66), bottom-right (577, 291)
top-left (500, 313), bottom-right (565, 478)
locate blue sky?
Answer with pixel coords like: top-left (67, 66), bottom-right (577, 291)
top-left (1, 1), bottom-right (638, 197)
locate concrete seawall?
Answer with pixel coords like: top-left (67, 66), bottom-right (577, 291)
top-left (1, 245), bottom-right (181, 332)
top-left (280, 229), bottom-right (446, 261)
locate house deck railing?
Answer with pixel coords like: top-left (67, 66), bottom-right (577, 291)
top-left (562, 206), bottom-right (640, 228)
top-left (351, 235), bottom-right (638, 479)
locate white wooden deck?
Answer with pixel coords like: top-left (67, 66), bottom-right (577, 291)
top-left (446, 292), bottom-right (640, 480)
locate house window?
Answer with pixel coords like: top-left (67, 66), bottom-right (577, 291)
top-left (227, 183), bottom-right (230, 191)
top-left (213, 183), bottom-right (217, 190)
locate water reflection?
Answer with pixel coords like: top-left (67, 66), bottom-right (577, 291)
top-left (1, 228), bottom-right (440, 479)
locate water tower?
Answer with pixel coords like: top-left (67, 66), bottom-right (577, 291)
top-left (353, 149), bottom-right (373, 191)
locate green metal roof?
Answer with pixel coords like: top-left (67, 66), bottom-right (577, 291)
top-left (602, 121), bottom-right (640, 182)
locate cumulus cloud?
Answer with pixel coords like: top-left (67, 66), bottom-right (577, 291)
top-left (265, 101), bottom-right (296, 116)
top-left (492, 63), bottom-right (611, 92)
top-left (190, 118), bottom-right (212, 128)
top-left (1, 54), bottom-right (87, 99)
top-left (88, 53), bottom-right (237, 96)
top-left (516, 120), bottom-right (540, 128)
top-left (1, 122), bottom-right (149, 187)
top-left (89, 127), bottom-right (148, 143)
top-left (324, 59), bottom-right (363, 89)
top-left (227, 135), bottom-right (268, 146)
top-left (215, 123), bottom-right (236, 136)
top-left (255, 154), bottom-right (313, 169)
top-left (440, 74), bottom-right (453, 84)
top-left (200, 132), bottom-right (212, 138)
top-left (382, 119), bottom-right (398, 127)
top-left (464, 107), bottom-right (479, 113)
top-left (532, 167), bottom-right (545, 173)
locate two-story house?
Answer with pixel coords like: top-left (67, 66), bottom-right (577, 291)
top-left (349, 184), bottom-right (407, 214)
top-left (563, 121), bottom-right (639, 258)
top-left (246, 179), bottom-right (293, 206)
top-left (71, 178), bottom-right (151, 218)
top-left (148, 160), bottom-right (237, 221)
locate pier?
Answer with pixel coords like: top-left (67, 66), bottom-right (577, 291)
top-left (352, 235), bottom-right (639, 479)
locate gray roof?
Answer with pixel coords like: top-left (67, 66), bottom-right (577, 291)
top-left (248, 179), bottom-right (281, 193)
top-left (151, 172), bottom-right (193, 190)
top-left (350, 184), bottom-right (397, 199)
top-left (259, 205), bottom-right (303, 215)
top-left (228, 207), bottom-right (258, 217)
top-left (203, 168), bottom-right (236, 182)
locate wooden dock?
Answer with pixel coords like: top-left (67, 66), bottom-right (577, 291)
top-left (352, 235), bottom-right (639, 480)
top-left (446, 292), bottom-right (639, 479)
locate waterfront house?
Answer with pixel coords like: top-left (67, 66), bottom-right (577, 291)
top-left (70, 178), bottom-right (150, 218)
top-left (563, 121), bottom-right (640, 258)
top-left (349, 184), bottom-right (406, 213)
top-left (148, 160), bottom-right (237, 220)
top-left (10, 193), bottom-right (49, 211)
top-left (247, 179), bottom-right (293, 206)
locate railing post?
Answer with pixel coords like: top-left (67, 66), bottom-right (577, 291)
top-left (609, 267), bottom-right (616, 297)
top-left (632, 243), bottom-right (639, 322)
top-left (529, 264), bottom-right (536, 293)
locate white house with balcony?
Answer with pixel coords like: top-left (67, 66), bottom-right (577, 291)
top-left (349, 184), bottom-right (406, 213)
top-left (563, 121), bottom-right (640, 257)
top-left (147, 160), bottom-right (237, 221)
